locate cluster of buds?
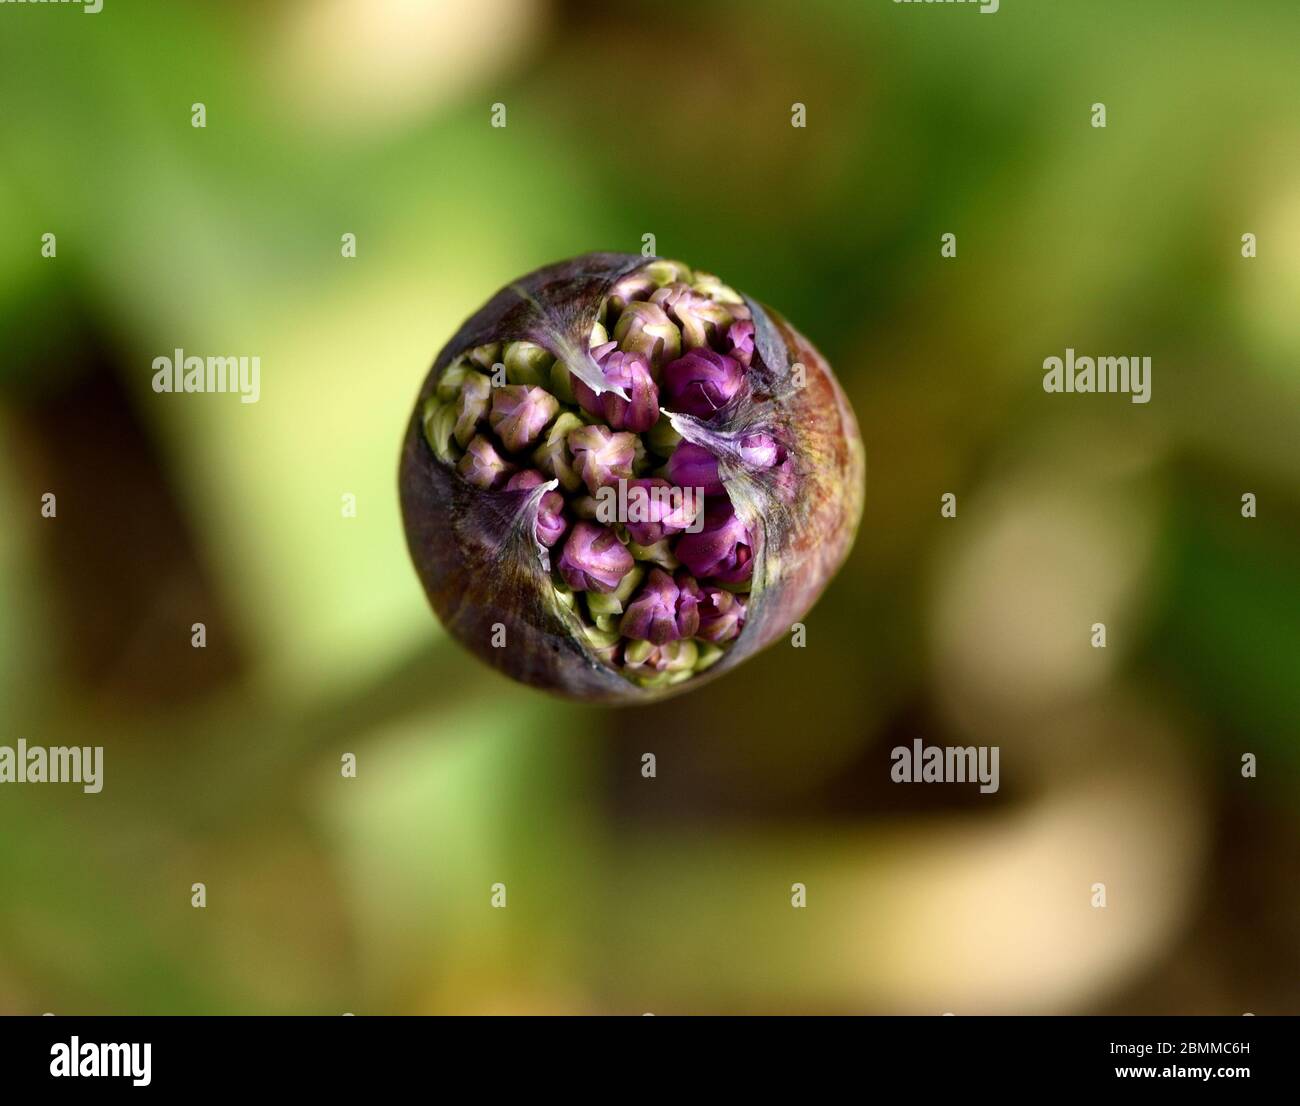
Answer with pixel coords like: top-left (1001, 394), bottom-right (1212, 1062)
top-left (401, 254), bottom-right (864, 702)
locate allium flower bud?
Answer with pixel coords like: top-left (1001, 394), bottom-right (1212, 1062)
top-left (662, 348), bottom-right (746, 418)
top-left (622, 638), bottom-right (700, 687)
top-left (607, 273), bottom-right (655, 315)
top-left (489, 385), bottom-right (560, 453)
top-left (452, 371), bottom-right (492, 447)
top-left (620, 477), bottom-right (701, 545)
top-left (612, 301), bottom-right (681, 376)
top-left (710, 543), bottom-right (753, 586)
top-left (644, 417), bottom-right (682, 457)
top-left (421, 397), bottom-right (460, 465)
top-left (573, 350), bottom-right (660, 433)
top-left (457, 434), bottom-right (513, 490)
top-left (665, 441), bottom-right (724, 495)
top-left (466, 342), bottom-right (501, 372)
top-left (505, 470), bottom-right (569, 547)
top-left (585, 563), bottom-right (645, 619)
top-left (436, 361), bottom-right (475, 403)
top-left (625, 536), bottom-right (680, 571)
top-left (724, 318), bottom-right (756, 367)
top-left (738, 431), bottom-right (784, 470)
top-left (531, 411), bottom-right (585, 493)
top-left (568, 423), bottom-right (638, 495)
top-left (589, 338), bottom-right (618, 362)
top-left (697, 587), bottom-right (746, 644)
top-left (650, 283), bottom-right (734, 350)
top-left (643, 259), bottom-right (692, 286)
top-left (694, 640), bottom-right (724, 673)
top-left (604, 353), bottom-right (660, 432)
top-left (399, 252), bottom-right (864, 701)
top-left (503, 340), bottom-right (555, 386)
top-left (621, 639), bottom-right (664, 675)
top-left (558, 520), bottom-right (635, 594)
top-left (690, 271), bottom-right (745, 304)
top-left (619, 567), bottom-right (701, 644)
top-left (581, 622), bottom-right (621, 665)
top-left (674, 499), bottom-right (751, 583)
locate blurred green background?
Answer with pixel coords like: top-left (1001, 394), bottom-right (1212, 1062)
top-left (1, 0), bottom-right (1297, 1014)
